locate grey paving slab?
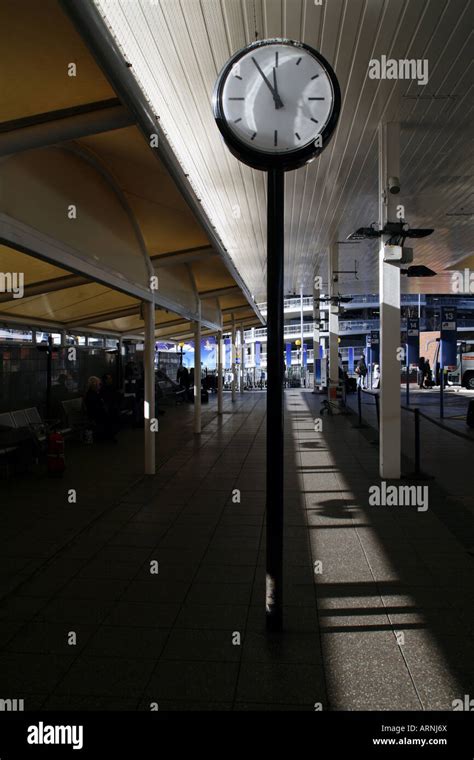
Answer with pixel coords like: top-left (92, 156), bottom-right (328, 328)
top-left (236, 662), bottom-right (326, 706)
top-left (160, 628), bottom-right (242, 663)
top-left (145, 660), bottom-right (239, 702)
top-left (0, 389), bottom-right (471, 710)
top-left (82, 625), bottom-right (168, 659)
top-left (53, 655), bottom-right (156, 697)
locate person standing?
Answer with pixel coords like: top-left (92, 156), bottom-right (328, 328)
top-left (418, 356), bottom-right (426, 389)
top-left (355, 355), bottom-right (368, 389)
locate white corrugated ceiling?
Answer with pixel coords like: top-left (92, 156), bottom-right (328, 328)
top-left (95, 0), bottom-right (473, 298)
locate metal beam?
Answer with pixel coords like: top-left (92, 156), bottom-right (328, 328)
top-left (0, 99), bottom-right (134, 157)
top-left (0, 212), bottom-right (155, 304)
top-left (65, 305), bottom-right (140, 327)
top-left (0, 311), bottom-right (122, 338)
top-left (222, 304), bottom-right (255, 315)
top-left (200, 285), bottom-right (240, 299)
top-left (0, 274), bottom-right (88, 303)
top-left (151, 246), bottom-right (216, 267)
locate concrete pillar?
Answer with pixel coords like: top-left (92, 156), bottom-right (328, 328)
top-left (60, 329), bottom-right (67, 348)
top-left (240, 323), bottom-right (245, 393)
top-left (378, 122), bottom-right (401, 479)
top-left (300, 283), bottom-right (304, 369)
top-left (231, 318), bottom-right (236, 402)
top-left (217, 330), bottom-right (223, 415)
top-left (313, 277), bottom-right (321, 390)
top-left (194, 308), bottom-right (201, 434)
top-left (143, 300), bottom-right (156, 475)
top-left (328, 243), bottom-right (339, 397)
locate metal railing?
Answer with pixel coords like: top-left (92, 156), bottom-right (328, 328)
top-left (400, 404), bottom-right (474, 477)
top-left (353, 386), bottom-right (473, 479)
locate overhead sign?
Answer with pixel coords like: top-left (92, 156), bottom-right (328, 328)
top-left (370, 330), bottom-right (380, 363)
top-left (224, 337), bottom-right (231, 369)
top-left (406, 318), bottom-right (420, 365)
top-left (441, 306), bottom-right (457, 368)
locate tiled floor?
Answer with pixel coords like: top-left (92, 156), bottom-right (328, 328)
top-left (0, 390), bottom-right (473, 710)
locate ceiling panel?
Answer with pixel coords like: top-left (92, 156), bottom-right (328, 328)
top-left (94, 0), bottom-right (472, 299)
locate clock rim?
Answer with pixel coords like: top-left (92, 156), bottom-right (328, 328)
top-left (212, 38), bottom-right (341, 172)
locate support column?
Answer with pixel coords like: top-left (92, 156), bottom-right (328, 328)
top-left (217, 330), bottom-right (223, 415)
top-left (143, 300), bottom-right (156, 475)
top-left (312, 277), bottom-right (321, 391)
top-left (231, 318), bottom-right (236, 403)
top-left (194, 307), bottom-right (201, 434)
top-left (300, 283), bottom-right (304, 374)
top-left (328, 243), bottom-right (339, 400)
top-left (378, 122), bottom-right (401, 479)
top-left (266, 167), bottom-right (284, 632)
top-left (240, 323), bottom-right (245, 393)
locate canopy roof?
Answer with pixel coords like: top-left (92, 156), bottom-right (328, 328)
top-left (0, 0), bottom-right (263, 341)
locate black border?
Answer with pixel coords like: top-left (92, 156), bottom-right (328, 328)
top-left (212, 38), bottom-right (341, 172)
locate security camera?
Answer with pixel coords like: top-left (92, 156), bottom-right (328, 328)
top-left (388, 176), bottom-right (400, 194)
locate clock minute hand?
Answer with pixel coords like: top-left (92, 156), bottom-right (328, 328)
top-left (251, 56), bottom-right (283, 109)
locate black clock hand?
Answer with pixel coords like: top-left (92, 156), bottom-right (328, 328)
top-left (251, 56), bottom-right (283, 109)
top-left (272, 67), bottom-right (284, 109)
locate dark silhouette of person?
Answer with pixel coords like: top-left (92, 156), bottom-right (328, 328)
top-left (84, 376), bottom-right (118, 441)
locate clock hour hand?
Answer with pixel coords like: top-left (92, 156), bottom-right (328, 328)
top-left (251, 56), bottom-right (284, 109)
top-left (272, 67), bottom-right (284, 110)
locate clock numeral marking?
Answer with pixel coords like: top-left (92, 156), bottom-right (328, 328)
top-left (295, 132), bottom-right (301, 141)
top-left (311, 74), bottom-right (319, 80)
top-left (310, 117), bottom-right (319, 124)
top-left (309, 97), bottom-right (325, 100)
top-left (296, 57), bottom-right (302, 66)
top-left (234, 118), bottom-right (242, 123)
top-left (229, 97), bottom-right (245, 100)
top-left (274, 130), bottom-right (278, 147)
top-left (275, 51), bottom-right (279, 68)
top-left (235, 75), bottom-right (243, 80)
top-left (251, 132), bottom-right (257, 141)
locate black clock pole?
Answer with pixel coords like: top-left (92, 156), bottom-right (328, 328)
top-left (266, 167), bottom-right (285, 631)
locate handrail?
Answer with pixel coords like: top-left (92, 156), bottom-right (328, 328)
top-left (401, 404), bottom-right (474, 444)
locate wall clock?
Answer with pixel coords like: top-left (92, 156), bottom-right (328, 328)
top-left (213, 38), bottom-right (341, 171)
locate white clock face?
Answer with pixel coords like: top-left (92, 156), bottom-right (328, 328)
top-left (221, 43), bottom-right (335, 155)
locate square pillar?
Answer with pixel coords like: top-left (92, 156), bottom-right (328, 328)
top-left (231, 318), bottom-right (236, 402)
top-left (378, 122), bottom-right (401, 479)
top-left (217, 330), bottom-right (223, 415)
top-left (194, 308), bottom-right (201, 434)
top-left (143, 300), bottom-right (156, 475)
top-left (240, 323), bottom-right (245, 393)
top-left (313, 277), bottom-right (321, 390)
top-left (328, 243), bottom-right (339, 399)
